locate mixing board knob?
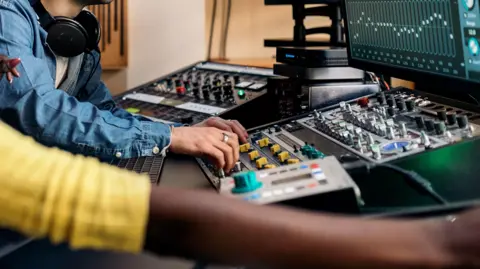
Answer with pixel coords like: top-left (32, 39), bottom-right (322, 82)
top-left (256, 157), bottom-right (268, 169)
top-left (397, 100), bottom-right (406, 111)
top-left (223, 74), bottom-right (230, 81)
top-left (346, 104), bottom-right (353, 113)
top-left (176, 86), bottom-right (186, 95)
top-left (425, 120), bottom-right (435, 132)
top-left (240, 143), bottom-right (251, 153)
top-left (287, 159), bottom-right (300, 164)
top-left (367, 134), bottom-right (375, 145)
top-left (377, 93), bottom-right (387, 105)
top-left (355, 139), bottom-right (363, 151)
top-left (371, 145), bottom-right (382, 160)
top-left (278, 151), bottom-right (290, 163)
top-left (415, 116), bottom-right (425, 129)
top-left (214, 91), bottom-right (222, 102)
top-left (400, 123), bottom-right (408, 138)
top-left (387, 127), bottom-right (396, 139)
top-left (258, 138), bottom-right (270, 148)
top-left (347, 133), bottom-right (354, 145)
top-left (447, 113), bottom-right (457, 126)
top-left (457, 115), bottom-right (469, 129)
top-left (339, 102), bottom-right (346, 111)
top-left (437, 111), bottom-right (447, 121)
top-left (248, 150), bottom-right (260, 161)
top-left (406, 100), bottom-right (416, 111)
top-left (435, 122), bottom-right (447, 135)
top-left (234, 75), bottom-right (240, 84)
top-left (357, 97), bottom-right (369, 108)
top-left (231, 171), bottom-right (262, 194)
top-left (387, 97), bottom-right (395, 108)
top-left (420, 131), bottom-right (431, 147)
top-left (293, 145), bottom-right (299, 153)
top-left (270, 144), bottom-right (281, 154)
top-left (387, 107), bottom-right (395, 117)
top-left (274, 125), bottom-right (282, 132)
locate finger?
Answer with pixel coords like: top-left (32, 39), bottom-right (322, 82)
top-left (7, 58), bottom-right (21, 69)
top-left (208, 118), bottom-right (233, 133)
top-left (225, 132), bottom-right (240, 163)
top-left (0, 61), bottom-right (9, 73)
top-left (211, 135), bottom-right (235, 171)
top-left (212, 139), bottom-right (235, 172)
top-left (203, 144), bottom-right (226, 169)
top-left (6, 72), bottom-right (13, 83)
top-left (11, 68), bottom-right (20, 77)
top-left (227, 120), bottom-right (248, 143)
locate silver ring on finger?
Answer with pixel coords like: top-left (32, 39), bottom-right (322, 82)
top-left (222, 133), bottom-right (230, 143)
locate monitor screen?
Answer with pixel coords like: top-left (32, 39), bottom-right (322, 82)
top-left (342, 0), bottom-right (480, 85)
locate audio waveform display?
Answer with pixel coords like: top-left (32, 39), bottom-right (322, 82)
top-left (347, 0), bottom-right (456, 57)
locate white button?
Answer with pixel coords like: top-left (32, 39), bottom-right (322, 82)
top-left (152, 146), bottom-right (160, 155)
top-left (259, 173), bottom-right (268, 178)
top-left (273, 190), bottom-right (283, 196)
top-left (262, 192), bottom-right (272, 198)
top-left (285, 187), bottom-right (295, 194)
top-left (115, 152), bottom-right (122, 158)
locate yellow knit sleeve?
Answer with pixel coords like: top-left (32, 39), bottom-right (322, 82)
top-left (0, 122), bottom-right (151, 253)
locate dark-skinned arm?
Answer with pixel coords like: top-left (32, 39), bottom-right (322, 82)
top-left (144, 187), bottom-right (477, 269)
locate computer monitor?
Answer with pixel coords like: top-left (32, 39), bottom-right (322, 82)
top-left (341, 0), bottom-right (480, 91)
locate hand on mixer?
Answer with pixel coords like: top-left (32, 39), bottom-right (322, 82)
top-left (169, 117), bottom-right (247, 171)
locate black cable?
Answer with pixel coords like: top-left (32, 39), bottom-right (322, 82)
top-left (221, 0), bottom-right (232, 59)
top-left (343, 161), bottom-right (449, 206)
top-left (207, 0), bottom-right (218, 60)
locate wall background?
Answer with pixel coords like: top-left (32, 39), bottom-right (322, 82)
top-left (102, 0), bottom-right (206, 95)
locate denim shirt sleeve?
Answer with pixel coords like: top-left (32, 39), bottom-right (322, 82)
top-left (0, 2), bottom-right (172, 160)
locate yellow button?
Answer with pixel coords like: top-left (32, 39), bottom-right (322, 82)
top-left (287, 159), bottom-right (300, 164)
top-left (248, 150), bottom-right (260, 161)
top-left (263, 164), bottom-right (277, 169)
top-left (258, 138), bottom-right (269, 148)
top-left (270, 144), bottom-right (281, 154)
top-left (278, 151), bottom-right (290, 162)
top-left (256, 157), bottom-right (268, 169)
top-left (240, 143), bottom-right (251, 153)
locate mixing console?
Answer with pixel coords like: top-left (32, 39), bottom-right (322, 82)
top-left (114, 62), bottom-right (274, 125)
top-left (199, 88), bottom-right (480, 187)
top-left (219, 157), bottom-right (362, 213)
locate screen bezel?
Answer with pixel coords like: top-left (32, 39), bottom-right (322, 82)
top-left (340, 0), bottom-right (480, 96)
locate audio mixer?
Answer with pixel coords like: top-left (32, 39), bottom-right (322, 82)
top-left (114, 62), bottom-right (274, 125)
top-left (199, 88), bottom-right (480, 187)
top-left (219, 157), bottom-right (363, 213)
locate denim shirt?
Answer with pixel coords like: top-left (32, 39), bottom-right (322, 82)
top-left (0, 0), bottom-right (176, 161)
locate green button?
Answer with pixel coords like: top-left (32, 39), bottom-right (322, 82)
top-left (232, 171), bottom-right (262, 194)
top-left (237, 89), bottom-right (246, 99)
top-left (126, 107), bottom-right (140, 114)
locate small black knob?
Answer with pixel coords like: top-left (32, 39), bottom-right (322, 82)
top-left (223, 74), bottom-right (230, 80)
top-left (192, 88), bottom-right (200, 95)
top-left (234, 75), bottom-right (241, 83)
top-left (425, 119), bottom-right (435, 132)
top-left (387, 98), bottom-right (395, 107)
top-left (415, 116), bottom-right (425, 129)
top-left (274, 125), bottom-right (282, 132)
top-left (387, 107), bottom-right (395, 117)
top-left (447, 113), bottom-right (457, 126)
top-left (437, 111), bottom-right (447, 121)
top-left (434, 122), bottom-right (446, 135)
top-left (457, 115), bottom-right (469, 129)
top-left (377, 93), bottom-right (386, 105)
top-left (406, 100), bottom-right (416, 111)
top-left (397, 100), bottom-right (406, 111)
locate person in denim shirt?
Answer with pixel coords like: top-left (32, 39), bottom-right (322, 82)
top-left (0, 0), bottom-right (248, 171)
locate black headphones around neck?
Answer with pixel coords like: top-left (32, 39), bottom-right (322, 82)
top-left (32, 0), bottom-right (101, 58)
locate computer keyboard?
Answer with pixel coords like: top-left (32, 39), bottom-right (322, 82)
top-left (110, 156), bottom-right (165, 184)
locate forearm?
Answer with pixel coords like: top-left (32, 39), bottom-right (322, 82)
top-left (145, 187), bottom-right (449, 269)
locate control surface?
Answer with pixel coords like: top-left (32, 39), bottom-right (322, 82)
top-left (114, 62), bottom-right (273, 125)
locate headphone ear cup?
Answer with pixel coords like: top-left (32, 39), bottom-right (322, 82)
top-left (75, 10), bottom-right (101, 52)
top-left (47, 18), bottom-right (89, 57)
